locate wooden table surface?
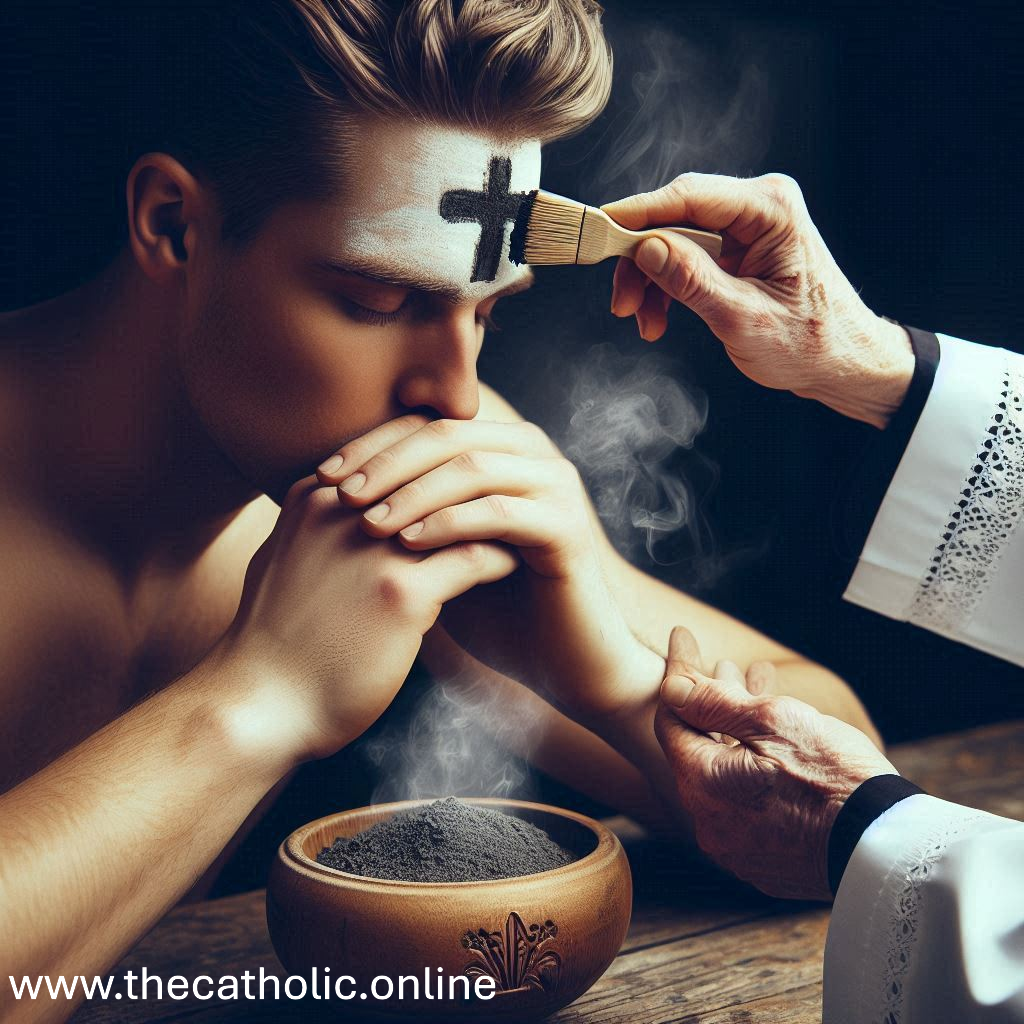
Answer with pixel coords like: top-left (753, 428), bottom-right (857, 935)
top-left (72, 720), bottom-right (1024, 1024)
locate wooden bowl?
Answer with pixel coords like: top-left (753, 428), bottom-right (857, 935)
top-left (266, 797), bottom-right (632, 1020)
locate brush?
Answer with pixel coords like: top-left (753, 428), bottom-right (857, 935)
top-left (510, 189), bottom-right (723, 267)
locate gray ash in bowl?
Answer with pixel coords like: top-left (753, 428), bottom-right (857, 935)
top-left (315, 797), bottom-right (578, 882)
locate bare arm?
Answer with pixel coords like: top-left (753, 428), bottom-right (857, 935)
top-left (607, 561), bottom-right (878, 739)
top-left (0, 652), bottom-right (296, 1024)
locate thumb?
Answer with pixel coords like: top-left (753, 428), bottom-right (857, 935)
top-left (660, 666), bottom-right (767, 741)
top-left (653, 700), bottom-right (720, 779)
top-left (634, 233), bottom-right (741, 330)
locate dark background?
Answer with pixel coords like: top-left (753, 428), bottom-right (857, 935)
top-left (1, 0), bottom-right (1021, 889)
top-left (493, 0), bottom-right (1024, 745)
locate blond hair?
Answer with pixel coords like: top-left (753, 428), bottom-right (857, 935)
top-left (288, 0), bottom-right (612, 141)
top-left (131, 0), bottom-right (612, 240)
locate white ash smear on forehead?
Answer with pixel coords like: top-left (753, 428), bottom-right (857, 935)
top-left (338, 125), bottom-right (541, 294)
top-left (316, 797), bottom-right (577, 882)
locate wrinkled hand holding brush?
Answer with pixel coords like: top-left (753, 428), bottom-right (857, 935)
top-left (605, 172), bottom-right (914, 429)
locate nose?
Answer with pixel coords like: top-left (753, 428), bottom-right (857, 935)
top-left (395, 311), bottom-right (481, 421)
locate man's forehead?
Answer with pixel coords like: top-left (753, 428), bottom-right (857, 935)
top-left (331, 121), bottom-right (542, 301)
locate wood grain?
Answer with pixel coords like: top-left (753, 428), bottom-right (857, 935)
top-left (68, 719), bottom-right (1024, 1023)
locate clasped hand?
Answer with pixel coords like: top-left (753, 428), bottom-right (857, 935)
top-left (317, 413), bottom-right (663, 727)
top-left (215, 411), bottom-right (661, 767)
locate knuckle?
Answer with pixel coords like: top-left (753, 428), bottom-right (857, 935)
top-left (760, 172), bottom-right (802, 207)
top-left (666, 255), bottom-right (705, 303)
top-left (396, 477), bottom-right (425, 506)
top-left (518, 420), bottom-right (551, 449)
top-left (670, 170), bottom-right (718, 193)
top-left (431, 504), bottom-right (461, 530)
top-left (375, 570), bottom-right (415, 615)
top-left (484, 493), bottom-right (512, 519)
top-left (366, 446), bottom-right (397, 474)
top-left (755, 694), bottom-right (793, 732)
top-left (454, 542), bottom-right (489, 572)
top-left (428, 417), bottom-right (460, 440)
top-left (693, 823), bottom-right (727, 861)
top-left (666, 173), bottom-right (693, 201)
top-left (454, 450), bottom-right (488, 475)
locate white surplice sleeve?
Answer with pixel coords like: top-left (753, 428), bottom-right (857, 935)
top-left (823, 793), bottom-right (1024, 1023)
top-left (844, 334), bottom-right (1024, 666)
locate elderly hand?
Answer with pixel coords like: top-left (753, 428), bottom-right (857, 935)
top-left (654, 626), bottom-right (895, 901)
top-left (603, 173), bottom-right (915, 428)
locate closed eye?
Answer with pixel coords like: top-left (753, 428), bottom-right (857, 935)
top-left (339, 296), bottom-right (408, 326)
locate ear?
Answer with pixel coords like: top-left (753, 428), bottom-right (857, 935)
top-left (125, 153), bottom-right (207, 283)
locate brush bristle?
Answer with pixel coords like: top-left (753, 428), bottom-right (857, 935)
top-left (509, 190), bottom-right (538, 266)
top-left (510, 190), bottom-right (587, 266)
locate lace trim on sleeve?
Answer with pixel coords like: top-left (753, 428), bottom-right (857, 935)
top-left (908, 354), bottom-right (1024, 633)
top-left (878, 809), bottom-right (987, 1023)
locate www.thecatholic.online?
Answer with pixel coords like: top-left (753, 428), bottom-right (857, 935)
top-left (8, 966), bottom-right (498, 1003)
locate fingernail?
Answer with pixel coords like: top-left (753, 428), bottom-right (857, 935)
top-left (338, 472), bottom-right (366, 495)
top-left (401, 521), bottom-right (425, 539)
top-left (636, 237), bottom-right (669, 275)
top-left (661, 673), bottom-right (696, 706)
top-left (363, 503), bottom-right (389, 524)
top-left (318, 453), bottom-right (344, 476)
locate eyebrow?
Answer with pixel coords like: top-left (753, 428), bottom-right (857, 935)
top-left (315, 255), bottom-right (535, 304)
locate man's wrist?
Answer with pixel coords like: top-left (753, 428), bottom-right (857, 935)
top-left (585, 647), bottom-right (697, 831)
top-left (188, 644), bottom-right (311, 782)
top-left (584, 645), bottom-right (665, 760)
top-left (810, 317), bottom-right (915, 429)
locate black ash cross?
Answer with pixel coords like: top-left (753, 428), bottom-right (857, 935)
top-left (440, 157), bottom-right (527, 283)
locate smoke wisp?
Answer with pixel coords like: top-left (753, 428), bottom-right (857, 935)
top-left (561, 343), bottom-right (709, 565)
top-left (578, 24), bottom-right (777, 201)
top-left (362, 671), bottom-right (544, 805)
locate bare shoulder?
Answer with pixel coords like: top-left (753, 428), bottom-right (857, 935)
top-left (0, 509), bottom-right (133, 787)
top-left (0, 493), bottom-right (280, 790)
top-left (0, 510), bottom-right (122, 665)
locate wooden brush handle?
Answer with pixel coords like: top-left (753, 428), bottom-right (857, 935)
top-left (651, 226), bottom-right (724, 259)
top-left (576, 207), bottom-right (724, 265)
top-left (592, 209), bottom-right (723, 262)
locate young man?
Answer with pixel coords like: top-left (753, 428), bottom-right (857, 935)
top-left (0, 1), bottom-right (876, 1016)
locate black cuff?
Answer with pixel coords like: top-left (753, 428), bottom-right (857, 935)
top-left (833, 325), bottom-right (942, 561)
top-left (827, 773), bottom-right (926, 896)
